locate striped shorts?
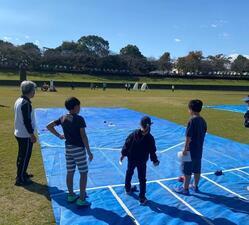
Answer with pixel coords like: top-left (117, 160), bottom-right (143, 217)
top-left (65, 145), bottom-right (88, 173)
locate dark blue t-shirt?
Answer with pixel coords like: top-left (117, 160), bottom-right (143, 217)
top-left (54, 114), bottom-right (86, 147)
top-left (186, 116), bottom-right (207, 159)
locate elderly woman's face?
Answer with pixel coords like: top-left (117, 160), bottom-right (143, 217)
top-left (30, 89), bottom-right (36, 98)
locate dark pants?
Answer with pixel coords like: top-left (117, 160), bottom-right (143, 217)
top-left (125, 160), bottom-right (147, 198)
top-left (15, 136), bottom-right (33, 182)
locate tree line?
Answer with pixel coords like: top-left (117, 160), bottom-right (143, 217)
top-left (0, 35), bottom-right (249, 76)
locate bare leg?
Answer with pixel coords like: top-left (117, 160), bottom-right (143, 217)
top-left (67, 172), bottom-right (75, 195)
top-left (184, 175), bottom-right (191, 190)
top-left (193, 173), bottom-right (200, 187)
top-left (79, 172), bottom-right (88, 200)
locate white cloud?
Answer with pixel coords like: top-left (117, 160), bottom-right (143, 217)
top-left (218, 32), bottom-right (230, 39)
top-left (34, 40), bottom-right (41, 47)
top-left (174, 38), bottom-right (181, 42)
top-left (3, 36), bottom-right (12, 41)
top-left (25, 35), bottom-right (30, 39)
top-left (222, 32), bottom-right (229, 37)
top-left (211, 24), bottom-right (217, 28)
top-left (229, 53), bottom-right (249, 61)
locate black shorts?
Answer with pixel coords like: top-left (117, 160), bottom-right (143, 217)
top-left (181, 159), bottom-right (202, 176)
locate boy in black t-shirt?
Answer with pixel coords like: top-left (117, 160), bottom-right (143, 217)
top-left (175, 99), bottom-right (207, 195)
top-left (47, 97), bottom-right (93, 207)
top-left (120, 116), bottom-right (160, 205)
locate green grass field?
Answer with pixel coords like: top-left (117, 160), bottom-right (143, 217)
top-left (1, 71), bottom-right (249, 86)
top-left (0, 86), bottom-right (248, 225)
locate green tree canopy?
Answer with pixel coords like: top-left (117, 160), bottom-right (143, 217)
top-left (120, 45), bottom-right (144, 58)
top-left (77, 35), bottom-right (109, 57)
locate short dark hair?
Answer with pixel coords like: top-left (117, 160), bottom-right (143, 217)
top-left (65, 97), bottom-right (80, 110)
top-left (188, 99), bottom-right (203, 113)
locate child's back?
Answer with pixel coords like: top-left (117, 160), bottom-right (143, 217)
top-left (186, 116), bottom-right (207, 159)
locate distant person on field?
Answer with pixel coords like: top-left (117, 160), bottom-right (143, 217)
top-left (243, 96), bottom-right (249, 128)
top-left (172, 85), bottom-right (175, 92)
top-left (46, 97), bottom-right (93, 207)
top-left (127, 83), bottom-right (131, 91)
top-left (120, 116), bottom-right (160, 205)
top-left (41, 82), bottom-right (49, 91)
top-left (14, 81), bottom-right (37, 186)
top-left (103, 83), bottom-right (107, 91)
top-left (175, 99), bottom-right (207, 195)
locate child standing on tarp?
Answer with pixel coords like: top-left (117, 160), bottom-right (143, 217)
top-left (120, 116), bottom-right (160, 205)
top-left (47, 97), bottom-right (93, 207)
top-left (175, 99), bottom-right (207, 195)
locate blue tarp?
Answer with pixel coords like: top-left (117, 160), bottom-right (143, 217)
top-left (206, 105), bottom-right (247, 114)
top-left (35, 107), bottom-right (249, 225)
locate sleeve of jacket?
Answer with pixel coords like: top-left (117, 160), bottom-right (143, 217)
top-left (121, 132), bottom-right (134, 156)
top-left (21, 101), bottom-right (34, 134)
top-left (149, 136), bottom-right (158, 163)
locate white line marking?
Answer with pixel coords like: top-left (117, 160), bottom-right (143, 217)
top-left (201, 175), bottom-right (248, 200)
top-left (50, 165), bottom-right (249, 197)
top-left (157, 181), bottom-right (214, 225)
top-left (160, 142), bottom-right (185, 153)
top-left (108, 186), bottom-right (140, 225)
top-left (202, 158), bottom-right (218, 166)
top-left (96, 148), bottom-right (125, 178)
top-left (237, 169), bottom-right (249, 176)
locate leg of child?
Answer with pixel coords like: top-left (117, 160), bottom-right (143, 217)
top-left (67, 172), bottom-right (75, 195)
top-left (137, 162), bottom-right (147, 199)
top-left (193, 173), bottom-right (200, 187)
top-left (125, 161), bottom-right (136, 192)
top-left (183, 175), bottom-right (191, 190)
top-left (79, 172), bottom-right (88, 200)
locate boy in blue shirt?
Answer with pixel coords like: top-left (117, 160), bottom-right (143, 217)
top-left (175, 99), bottom-right (207, 195)
top-left (47, 97), bottom-right (93, 206)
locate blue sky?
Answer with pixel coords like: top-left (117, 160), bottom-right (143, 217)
top-left (0, 0), bottom-right (248, 58)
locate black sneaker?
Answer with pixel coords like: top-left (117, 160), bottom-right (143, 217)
top-left (190, 185), bottom-right (199, 193)
top-left (15, 179), bottom-right (33, 186)
top-left (25, 173), bottom-right (34, 178)
top-left (125, 185), bottom-right (137, 195)
top-left (139, 197), bottom-right (148, 206)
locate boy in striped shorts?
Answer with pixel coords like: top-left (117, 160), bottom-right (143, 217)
top-left (47, 97), bottom-right (93, 207)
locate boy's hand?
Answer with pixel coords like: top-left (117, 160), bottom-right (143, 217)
top-left (30, 134), bottom-right (37, 143)
top-left (182, 150), bottom-right (188, 156)
top-left (59, 134), bottom-right (65, 140)
top-left (120, 155), bottom-right (125, 162)
top-left (88, 152), bottom-right (93, 161)
top-left (153, 160), bottom-right (160, 167)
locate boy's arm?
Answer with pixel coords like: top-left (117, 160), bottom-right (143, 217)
top-left (183, 120), bottom-right (193, 155)
top-left (121, 133), bottom-right (133, 157)
top-left (46, 121), bottom-right (64, 139)
top-left (80, 128), bottom-right (93, 161)
top-left (149, 137), bottom-right (159, 164)
top-left (183, 136), bottom-right (191, 155)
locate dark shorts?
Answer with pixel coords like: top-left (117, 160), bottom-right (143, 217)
top-left (181, 159), bottom-right (202, 176)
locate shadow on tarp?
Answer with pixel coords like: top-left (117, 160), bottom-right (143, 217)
top-left (192, 190), bottom-right (249, 215)
top-left (23, 181), bottom-right (249, 225)
top-left (23, 181), bottom-right (134, 225)
top-left (128, 193), bottom-right (238, 225)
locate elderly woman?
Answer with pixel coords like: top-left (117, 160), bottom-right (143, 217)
top-left (14, 81), bottom-right (37, 186)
